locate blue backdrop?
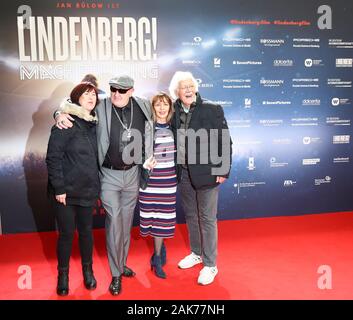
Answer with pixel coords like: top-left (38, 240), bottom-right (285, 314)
top-left (0, 0), bottom-right (352, 234)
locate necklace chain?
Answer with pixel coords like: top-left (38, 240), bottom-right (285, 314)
top-left (112, 99), bottom-right (133, 138)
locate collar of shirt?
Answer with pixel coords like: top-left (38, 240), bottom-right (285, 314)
top-left (181, 96), bottom-right (197, 114)
top-left (113, 98), bottom-right (132, 111)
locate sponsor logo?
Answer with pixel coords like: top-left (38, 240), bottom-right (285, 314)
top-left (292, 78), bottom-right (319, 88)
top-left (333, 135), bottom-right (350, 144)
top-left (303, 136), bottom-right (321, 144)
top-left (327, 78), bottom-right (352, 88)
top-left (223, 37), bottom-right (252, 48)
top-left (244, 98), bottom-right (252, 108)
top-left (315, 176), bottom-right (331, 186)
top-left (182, 59), bottom-right (201, 66)
top-left (260, 79), bottom-right (284, 87)
top-left (304, 58), bottom-right (324, 67)
top-left (336, 58), bottom-right (353, 67)
top-left (259, 119), bottom-right (283, 127)
top-left (272, 138), bottom-right (292, 144)
top-left (195, 78), bottom-right (214, 88)
top-left (284, 180), bottom-right (296, 187)
top-left (247, 157), bottom-right (255, 170)
top-left (303, 158), bottom-right (320, 165)
top-left (333, 157), bottom-right (349, 163)
top-left (233, 181), bottom-right (266, 194)
top-left (260, 39), bottom-right (285, 47)
top-left (302, 99), bottom-right (321, 106)
top-left (228, 119), bottom-right (251, 128)
top-left (331, 97), bottom-right (340, 106)
top-left (235, 139), bottom-right (262, 145)
top-left (326, 117), bottom-right (351, 126)
top-left (293, 38), bottom-right (320, 48)
top-left (270, 157), bottom-right (288, 168)
top-left (273, 59), bottom-right (294, 67)
top-left (262, 100), bottom-right (291, 105)
top-left (214, 57), bottom-right (221, 68)
top-left (331, 97), bottom-right (351, 106)
top-left (305, 59), bottom-right (313, 67)
top-left (182, 36), bottom-right (203, 46)
top-left (209, 100), bottom-right (233, 107)
top-left (329, 39), bottom-right (353, 49)
top-left (233, 60), bottom-right (262, 65)
top-left (291, 117), bottom-right (319, 126)
top-left (223, 78), bottom-right (251, 89)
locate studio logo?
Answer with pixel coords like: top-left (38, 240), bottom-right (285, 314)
top-left (331, 97), bottom-right (340, 106)
top-left (305, 59), bottom-right (313, 67)
top-left (303, 137), bottom-right (311, 144)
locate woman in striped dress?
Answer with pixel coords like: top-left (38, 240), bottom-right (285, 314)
top-left (139, 93), bottom-right (177, 279)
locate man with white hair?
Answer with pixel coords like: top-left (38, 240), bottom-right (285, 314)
top-left (169, 71), bottom-right (232, 285)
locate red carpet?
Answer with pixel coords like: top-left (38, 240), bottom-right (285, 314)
top-left (1, 211), bottom-right (353, 300)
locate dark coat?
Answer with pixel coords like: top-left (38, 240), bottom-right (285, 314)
top-left (171, 93), bottom-right (232, 190)
top-left (46, 101), bottom-right (100, 206)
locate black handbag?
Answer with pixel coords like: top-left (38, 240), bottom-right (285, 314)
top-left (140, 167), bottom-right (151, 190)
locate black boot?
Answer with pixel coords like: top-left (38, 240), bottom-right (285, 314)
top-left (150, 255), bottom-right (166, 279)
top-left (82, 263), bottom-right (97, 290)
top-left (161, 242), bottom-right (167, 266)
top-left (57, 268), bottom-right (69, 296)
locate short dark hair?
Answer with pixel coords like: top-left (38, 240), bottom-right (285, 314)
top-left (151, 92), bottom-right (174, 123)
top-left (81, 74), bottom-right (98, 87)
top-left (70, 82), bottom-right (99, 107)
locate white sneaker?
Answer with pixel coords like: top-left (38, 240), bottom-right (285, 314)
top-left (197, 266), bottom-right (218, 285)
top-left (178, 252), bottom-right (202, 269)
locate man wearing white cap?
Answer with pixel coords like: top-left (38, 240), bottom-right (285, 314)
top-left (55, 75), bottom-right (153, 295)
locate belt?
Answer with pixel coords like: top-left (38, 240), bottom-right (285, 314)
top-left (102, 163), bottom-right (135, 171)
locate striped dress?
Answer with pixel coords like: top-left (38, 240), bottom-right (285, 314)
top-left (139, 122), bottom-right (177, 238)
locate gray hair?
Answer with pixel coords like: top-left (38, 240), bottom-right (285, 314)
top-left (168, 71), bottom-right (199, 100)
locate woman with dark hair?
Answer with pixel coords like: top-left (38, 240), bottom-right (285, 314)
top-left (139, 92), bottom-right (177, 279)
top-left (46, 82), bottom-right (100, 296)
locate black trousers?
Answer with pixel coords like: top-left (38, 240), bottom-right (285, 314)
top-left (53, 201), bottom-right (94, 270)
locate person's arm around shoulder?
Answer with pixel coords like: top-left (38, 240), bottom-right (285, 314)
top-left (53, 99), bottom-right (76, 129)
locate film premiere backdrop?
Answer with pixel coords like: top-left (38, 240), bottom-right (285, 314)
top-left (0, 0), bottom-right (352, 234)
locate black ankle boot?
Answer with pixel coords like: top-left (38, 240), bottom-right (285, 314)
top-left (82, 263), bottom-right (97, 290)
top-left (150, 255), bottom-right (166, 279)
top-left (57, 269), bottom-right (69, 296)
top-left (161, 242), bottom-right (167, 266)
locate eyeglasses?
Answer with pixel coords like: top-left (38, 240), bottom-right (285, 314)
top-left (110, 86), bottom-right (131, 94)
top-left (179, 85), bottom-right (195, 91)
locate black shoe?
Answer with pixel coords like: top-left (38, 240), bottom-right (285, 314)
top-left (109, 276), bottom-right (122, 295)
top-left (151, 255), bottom-right (166, 279)
top-left (82, 263), bottom-right (97, 290)
top-left (57, 269), bottom-right (69, 296)
top-left (123, 266), bottom-right (136, 277)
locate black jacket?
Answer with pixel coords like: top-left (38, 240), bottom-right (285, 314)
top-left (46, 101), bottom-right (100, 206)
top-left (171, 93), bottom-right (232, 190)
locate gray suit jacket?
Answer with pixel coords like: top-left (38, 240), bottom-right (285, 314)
top-left (95, 97), bottom-right (154, 167)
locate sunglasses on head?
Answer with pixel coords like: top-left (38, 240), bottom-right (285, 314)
top-left (110, 86), bottom-right (131, 94)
